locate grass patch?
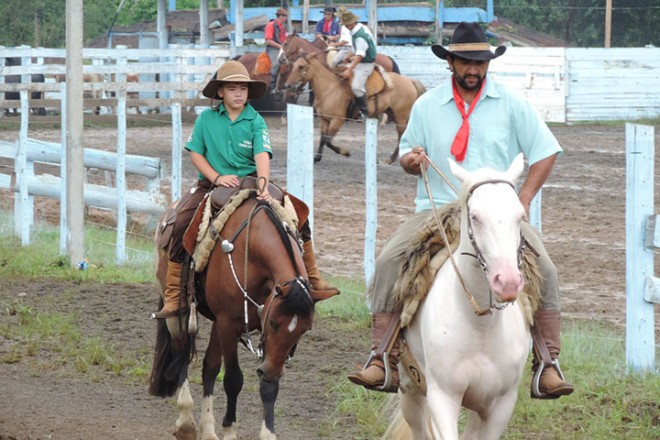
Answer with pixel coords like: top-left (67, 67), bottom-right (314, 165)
top-left (0, 211), bottom-right (155, 283)
top-left (0, 298), bottom-right (150, 380)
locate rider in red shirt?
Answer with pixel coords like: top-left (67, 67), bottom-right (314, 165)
top-left (264, 8), bottom-right (288, 93)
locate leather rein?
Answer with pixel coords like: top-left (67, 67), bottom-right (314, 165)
top-left (218, 192), bottom-right (310, 359)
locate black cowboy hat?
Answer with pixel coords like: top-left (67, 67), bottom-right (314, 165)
top-left (321, 6), bottom-right (337, 14)
top-left (432, 22), bottom-right (506, 61)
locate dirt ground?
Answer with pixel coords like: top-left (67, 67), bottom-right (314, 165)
top-left (1, 114), bottom-right (659, 439)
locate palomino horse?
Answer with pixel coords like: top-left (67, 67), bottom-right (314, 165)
top-left (149, 187), bottom-right (336, 440)
top-left (284, 54), bottom-right (425, 164)
top-left (386, 154), bottom-right (536, 440)
top-left (280, 33), bottom-right (400, 74)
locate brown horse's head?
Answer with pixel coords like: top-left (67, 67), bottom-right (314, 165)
top-left (256, 277), bottom-right (314, 381)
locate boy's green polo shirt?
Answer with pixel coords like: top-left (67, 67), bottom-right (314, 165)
top-left (186, 103), bottom-right (272, 179)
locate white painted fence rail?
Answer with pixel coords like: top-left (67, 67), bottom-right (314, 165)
top-left (0, 137), bottom-right (166, 263)
top-left (625, 123), bottom-right (657, 373)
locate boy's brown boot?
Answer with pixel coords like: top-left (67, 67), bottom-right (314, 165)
top-left (151, 260), bottom-right (183, 319)
top-left (302, 240), bottom-right (340, 296)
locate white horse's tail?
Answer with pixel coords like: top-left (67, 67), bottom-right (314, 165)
top-left (381, 395), bottom-right (414, 440)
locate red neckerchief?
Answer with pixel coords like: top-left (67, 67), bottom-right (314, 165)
top-left (450, 76), bottom-right (486, 162)
top-left (323, 19), bottom-right (332, 34)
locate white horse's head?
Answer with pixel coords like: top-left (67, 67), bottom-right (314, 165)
top-left (449, 154), bottom-right (526, 304)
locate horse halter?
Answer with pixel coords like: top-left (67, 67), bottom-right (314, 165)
top-left (462, 179), bottom-right (526, 311)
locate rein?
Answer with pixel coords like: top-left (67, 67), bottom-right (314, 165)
top-left (218, 197), bottom-right (308, 359)
top-left (420, 161), bottom-right (521, 315)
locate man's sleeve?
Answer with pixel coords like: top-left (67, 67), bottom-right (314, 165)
top-left (264, 22), bottom-right (274, 40)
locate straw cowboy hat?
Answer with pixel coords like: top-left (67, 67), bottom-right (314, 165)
top-left (432, 22), bottom-right (506, 61)
top-left (336, 9), bottom-right (359, 26)
top-left (202, 61), bottom-right (267, 100)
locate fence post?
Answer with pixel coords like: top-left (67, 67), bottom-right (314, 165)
top-left (625, 122), bottom-right (656, 373)
top-left (15, 90), bottom-right (33, 245)
top-left (364, 119), bottom-right (378, 286)
top-left (115, 49), bottom-right (128, 264)
top-left (59, 82), bottom-right (67, 255)
top-left (286, 104), bottom-right (314, 233)
top-left (171, 102), bottom-right (182, 201)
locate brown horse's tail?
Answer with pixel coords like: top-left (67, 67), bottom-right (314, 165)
top-left (148, 309), bottom-right (195, 397)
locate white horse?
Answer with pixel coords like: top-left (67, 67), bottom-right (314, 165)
top-left (388, 154), bottom-right (533, 440)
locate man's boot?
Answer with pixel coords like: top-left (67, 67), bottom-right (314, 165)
top-left (269, 68), bottom-right (279, 94)
top-left (355, 95), bottom-right (369, 120)
top-left (531, 309), bottom-right (574, 399)
top-left (302, 240), bottom-right (339, 296)
top-left (151, 260), bottom-right (183, 319)
top-left (347, 313), bottom-right (400, 393)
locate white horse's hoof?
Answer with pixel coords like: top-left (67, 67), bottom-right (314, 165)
top-left (259, 421), bottom-right (277, 440)
top-left (174, 422), bottom-right (197, 440)
top-left (221, 423), bottom-right (238, 440)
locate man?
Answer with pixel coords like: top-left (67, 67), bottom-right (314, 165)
top-left (347, 22), bottom-right (574, 400)
top-left (264, 7), bottom-right (288, 93)
top-left (336, 9), bottom-right (376, 120)
top-left (314, 6), bottom-right (340, 43)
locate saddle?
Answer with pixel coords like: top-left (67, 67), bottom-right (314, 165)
top-left (182, 177), bottom-right (308, 265)
top-left (365, 66), bottom-right (390, 97)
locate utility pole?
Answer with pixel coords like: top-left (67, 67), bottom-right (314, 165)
top-left (605, 0), bottom-right (612, 48)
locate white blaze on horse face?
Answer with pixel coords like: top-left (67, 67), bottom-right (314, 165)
top-left (287, 314), bottom-right (299, 333)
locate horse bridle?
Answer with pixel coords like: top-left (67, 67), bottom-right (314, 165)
top-left (461, 179), bottom-right (526, 311)
top-left (218, 198), bottom-right (311, 359)
top-left (421, 164), bottom-right (525, 315)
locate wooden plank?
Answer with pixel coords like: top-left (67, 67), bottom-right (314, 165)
top-left (286, 104), bottom-right (314, 232)
top-left (645, 215), bottom-right (660, 250)
top-left (644, 276), bottom-right (660, 304)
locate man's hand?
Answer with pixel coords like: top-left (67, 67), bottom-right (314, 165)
top-left (400, 146), bottom-right (429, 175)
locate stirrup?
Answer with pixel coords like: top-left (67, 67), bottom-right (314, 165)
top-left (531, 358), bottom-right (566, 399)
top-left (362, 349), bottom-right (395, 392)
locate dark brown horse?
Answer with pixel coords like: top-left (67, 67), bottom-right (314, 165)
top-left (149, 190), bottom-right (336, 440)
top-left (285, 55), bottom-right (425, 164)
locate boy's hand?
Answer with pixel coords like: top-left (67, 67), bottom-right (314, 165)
top-left (214, 175), bottom-right (239, 187)
top-left (257, 188), bottom-right (271, 201)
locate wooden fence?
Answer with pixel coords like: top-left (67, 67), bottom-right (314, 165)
top-left (2, 45), bottom-right (659, 123)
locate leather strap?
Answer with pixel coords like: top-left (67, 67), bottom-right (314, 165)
top-left (531, 323), bottom-right (554, 367)
top-left (375, 310), bottom-right (402, 357)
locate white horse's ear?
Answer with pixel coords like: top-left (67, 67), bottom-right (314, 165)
top-left (506, 153), bottom-right (525, 182)
top-left (448, 157), bottom-right (469, 183)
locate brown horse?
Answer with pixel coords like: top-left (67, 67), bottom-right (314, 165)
top-left (149, 190), bottom-right (336, 440)
top-left (285, 54), bottom-right (425, 164)
top-left (280, 33), bottom-right (400, 73)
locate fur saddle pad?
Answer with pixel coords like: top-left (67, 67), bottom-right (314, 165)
top-left (188, 178), bottom-right (306, 273)
top-left (391, 203), bottom-right (542, 329)
top-left (255, 51), bottom-right (272, 77)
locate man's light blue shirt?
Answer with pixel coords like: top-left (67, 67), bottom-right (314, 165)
top-left (399, 74), bottom-right (562, 212)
